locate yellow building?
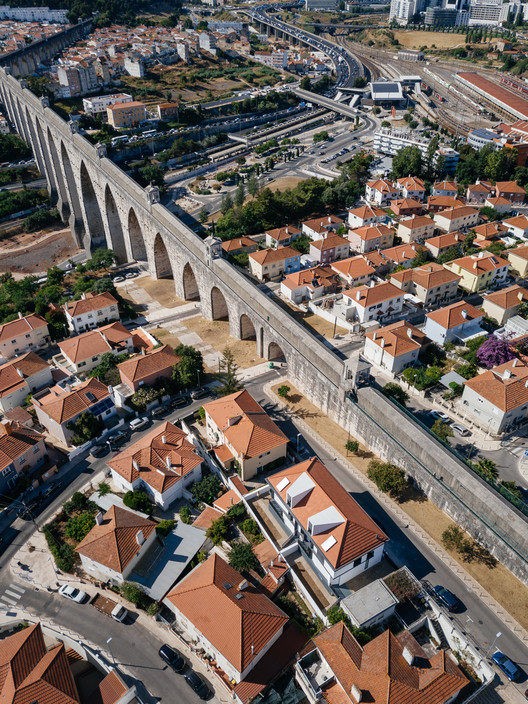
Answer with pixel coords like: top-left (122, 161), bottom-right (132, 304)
top-left (508, 244), bottom-right (528, 277)
top-left (443, 251), bottom-right (509, 292)
top-left (107, 100), bottom-right (147, 128)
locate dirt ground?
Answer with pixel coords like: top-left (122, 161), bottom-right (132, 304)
top-left (267, 176), bottom-right (305, 193)
top-left (271, 382), bottom-right (528, 631)
top-left (184, 315), bottom-right (265, 369)
top-left (394, 30), bottom-right (466, 49)
top-left (275, 297), bottom-right (348, 338)
top-left (134, 276), bottom-right (187, 309)
top-left (0, 226), bottom-right (81, 276)
top-left (150, 326), bottom-right (181, 350)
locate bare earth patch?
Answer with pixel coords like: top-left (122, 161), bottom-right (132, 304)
top-left (274, 297), bottom-right (348, 338)
top-left (271, 381), bottom-right (528, 632)
top-left (393, 30), bottom-right (466, 49)
top-left (135, 276), bottom-right (187, 308)
top-left (184, 315), bottom-right (265, 369)
top-left (150, 326), bottom-right (182, 350)
top-left (267, 176), bottom-right (305, 193)
top-left (0, 226), bottom-right (81, 276)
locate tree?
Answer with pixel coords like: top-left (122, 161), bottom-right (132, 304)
top-left (65, 512), bottom-right (95, 541)
top-left (474, 458), bottom-right (499, 479)
top-left (199, 206), bottom-right (208, 224)
top-left (367, 460), bottom-right (407, 498)
top-left (156, 519), bottom-right (175, 536)
top-left (123, 490), bottom-right (153, 514)
top-left (476, 335), bottom-right (515, 368)
top-left (191, 474), bottom-right (221, 504)
top-left (247, 173), bottom-right (260, 198)
top-left (327, 606), bottom-right (371, 644)
top-left (391, 146), bottom-right (422, 179)
top-left (381, 382), bottom-right (409, 406)
top-left (229, 542), bottom-right (257, 572)
top-left (300, 76), bottom-right (311, 91)
top-left (277, 384), bottom-right (290, 398)
top-left (179, 506), bottom-right (192, 524)
top-left (86, 248), bottom-right (117, 271)
top-left (500, 480), bottom-right (523, 499)
top-left (345, 439), bottom-right (359, 454)
top-left (45, 308), bottom-right (67, 341)
top-left (206, 515), bottom-right (229, 545)
top-left (441, 524), bottom-right (466, 551)
top-left (221, 192), bottom-right (233, 214)
top-left (46, 266), bottom-right (65, 287)
top-left (354, 76), bottom-right (367, 88)
top-left (120, 581), bottom-right (146, 607)
top-left (431, 419), bottom-right (454, 442)
top-left (217, 346), bottom-right (242, 396)
top-left (90, 351), bottom-right (129, 384)
top-left (174, 344), bottom-right (204, 387)
top-left (234, 181), bottom-right (245, 208)
top-left (66, 412), bottom-right (103, 446)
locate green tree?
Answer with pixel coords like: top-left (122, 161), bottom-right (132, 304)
top-left (179, 506), bottom-right (192, 524)
top-left (191, 474), bottom-right (221, 504)
top-left (431, 419), bottom-right (454, 442)
top-left (367, 460), bottom-right (407, 498)
top-left (221, 192), bottom-right (234, 214)
top-left (391, 146), bottom-right (423, 179)
top-left (86, 248), bottom-right (117, 271)
top-left (174, 344), bottom-right (204, 387)
top-left (247, 172), bottom-right (260, 198)
top-left (206, 515), bottom-right (229, 545)
top-left (120, 581), bottom-right (146, 607)
top-left (217, 346), bottom-right (242, 396)
top-left (441, 524), bottom-right (467, 551)
top-left (229, 542), bottom-right (257, 572)
top-left (234, 181), bottom-right (245, 208)
top-left (354, 76), bottom-right (367, 88)
top-left (45, 308), bottom-right (68, 341)
top-left (90, 351), bottom-right (129, 384)
top-left (500, 480), bottom-right (523, 499)
top-left (277, 384), bottom-right (290, 398)
top-left (66, 412), bottom-right (103, 446)
top-left (199, 206), bottom-right (208, 223)
top-left (381, 382), bottom-right (409, 406)
top-left (156, 519), bottom-right (175, 536)
top-left (46, 266), bottom-right (65, 287)
top-left (474, 458), bottom-right (499, 479)
top-left (123, 490), bottom-right (153, 514)
top-left (65, 512), bottom-right (95, 541)
top-left (327, 606), bottom-right (372, 644)
top-left (345, 439), bottom-right (359, 455)
top-left (300, 76), bottom-right (311, 91)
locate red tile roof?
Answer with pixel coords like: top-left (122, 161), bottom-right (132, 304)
top-left (59, 322), bottom-right (131, 364)
top-left (426, 300), bottom-right (483, 329)
top-left (34, 377), bottom-right (111, 424)
top-left (483, 284), bottom-right (528, 310)
top-left (445, 251), bottom-right (509, 274)
top-left (365, 321), bottom-right (427, 358)
top-left (165, 554), bottom-right (288, 673)
top-left (63, 291), bottom-right (118, 318)
top-left (85, 670), bottom-right (129, 704)
top-left (76, 505), bottom-right (156, 573)
top-left (344, 282), bottom-right (402, 309)
top-left (463, 358), bottom-right (528, 412)
top-left (117, 345), bottom-right (179, 384)
top-left (0, 352), bottom-right (48, 398)
top-left (0, 313), bottom-right (48, 343)
top-left (0, 421), bottom-right (43, 472)
top-left (249, 246), bottom-right (300, 265)
top-left (268, 457), bottom-right (388, 568)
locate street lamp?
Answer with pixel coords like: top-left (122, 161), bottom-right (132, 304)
top-left (106, 637), bottom-right (115, 666)
top-left (486, 631), bottom-right (501, 658)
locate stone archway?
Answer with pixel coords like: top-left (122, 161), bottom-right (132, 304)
top-left (268, 341), bottom-right (285, 361)
top-left (25, 107), bottom-right (45, 178)
top-left (105, 185), bottom-right (127, 263)
top-left (153, 232), bottom-right (172, 279)
top-left (128, 208), bottom-right (147, 261)
top-left (47, 128), bottom-right (69, 218)
top-left (183, 262), bottom-right (200, 301)
top-left (60, 140), bottom-right (84, 245)
top-left (211, 286), bottom-right (229, 321)
top-left (79, 160), bottom-right (105, 251)
top-left (35, 117), bottom-right (58, 203)
top-left (240, 313), bottom-right (256, 340)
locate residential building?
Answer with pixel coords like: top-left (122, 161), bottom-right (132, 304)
top-left (365, 179), bottom-right (399, 207)
top-left (424, 300), bottom-right (484, 345)
top-left (424, 231), bottom-right (464, 259)
top-left (373, 129), bottom-right (433, 158)
top-left (461, 358), bottom-right (528, 433)
top-left (347, 224), bottom-right (395, 253)
top-left (343, 281), bottom-right (404, 324)
top-left (391, 198), bottom-right (423, 217)
top-left (123, 56), bottom-right (145, 77)
top-left (341, 578), bottom-right (399, 630)
top-left (267, 457), bottom-right (388, 586)
top-left (330, 256), bottom-right (376, 286)
top-left (348, 205), bottom-right (386, 229)
top-left (482, 284), bottom-right (528, 324)
top-left (265, 225), bottom-right (301, 248)
top-left (108, 421), bottom-right (203, 509)
top-left (472, 221), bottom-right (507, 243)
top-left (281, 266), bottom-right (340, 304)
top-left (397, 214), bottom-right (436, 243)
top-left (0, 352), bottom-right (52, 412)
top-left (56, 321), bottom-right (135, 375)
top-left (309, 234), bottom-right (349, 264)
top-left (434, 147), bottom-right (460, 173)
top-left (466, 181), bottom-right (493, 204)
top-left (508, 243), bottom-right (528, 276)
top-left (221, 237), bottom-right (257, 256)
top-left (248, 246), bottom-right (301, 281)
top-left (63, 291), bottom-right (120, 334)
top-left (390, 263), bottom-right (461, 306)
top-left (377, 242), bottom-right (423, 269)
top-left (57, 62), bottom-right (98, 98)
top-left (164, 553), bottom-right (288, 683)
top-left (199, 31), bottom-right (217, 54)
top-left (484, 196), bottom-right (512, 214)
top-left (32, 377), bottom-right (116, 446)
top-left (397, 175), bottom-right (426, 201)
top-left (157, 102), bottom-right (179, 120)
top-left (76, 506), bottom-right (157, 584)
top-left (0, 6), bottom-right (69, 21)
top-left (117, 345), bottom-right (180, 392)
top-left (427, 195), bottom-right (466, 212)
top-left (434, 206), bottom-right (480, 233)
top-left (503, 214), bottom-right (528, 239)
top-left (295, 623), bottom-right (466, 704)
top-left (83, 93), bottom-right (133, 117)
top-left (302, 215), bottom-right (344, 240)
top-left (443, 251), bottom-right (509, 292)
top-left (203, 389), bottom-right (288, 480)
top-left (363, 320), bottom-right (427, 374)
top-left (0, 420), bottom-right (47, 494)
top-left (390, 0), bottom-right (424, 25)
top-left (0, 312), bottom-right (50, 360)
top-left (495, 180), bottom-right (525, 204)
top-left (432, 180), bottom-right (458, 197)
top-left (107, 100), bottom-right (147, 128)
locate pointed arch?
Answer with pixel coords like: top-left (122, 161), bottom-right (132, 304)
top-left (211, 286), bottom-right (229, 321)
top-left (104, 185), bottom-right (127, 263)
top-left (128, 207), bottom-right (147, 261)
top-left (60, 140), bottom-right (84, 242)
top-left (183, 262), bottom-right (200, 301)
top-left (47, 127), bottom-right (69, 216)
top-left (267, 341), bottom-right (285, 361)
top-left (35, 117), bottom-right (58, 202)
top-left (240, 314), bottom-right (256, 340)
top-left (15, 97), bottom-right (29, 143)
top-left (24, 107), bottom-right (45, 182)
top-left (79, 160), bottom-right (105, 251)
top-left (153, 233), bottom-right (172, 279)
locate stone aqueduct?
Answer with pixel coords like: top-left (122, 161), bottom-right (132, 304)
top-left (1, 58), bottom-right (528, 582)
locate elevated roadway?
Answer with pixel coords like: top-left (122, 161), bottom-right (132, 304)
top-left (292, 87), bottom-right (360, 118)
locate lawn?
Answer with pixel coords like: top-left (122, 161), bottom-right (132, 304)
top-left (134, 276), bottom-right (188, 309)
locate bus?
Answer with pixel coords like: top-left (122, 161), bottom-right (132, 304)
top-left (111, 136), bottom-right (128, 146)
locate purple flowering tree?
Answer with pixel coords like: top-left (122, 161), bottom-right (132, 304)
top-left (476, 335), bottom-right (516, 369)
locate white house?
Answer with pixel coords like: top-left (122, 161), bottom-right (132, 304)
top-left (397, 176), bottom-right (426, 201)
top-left (63, 291), bottom-right (120, 334)
top-left (107, 421), bottom-right (203, 509)
top-left (397, 215), bottom-right (435, 243)
top-left (424, 300), bottom-right (484, 346)
top-left (365, 179), bottom-right (398, 207)
top-left (0, 352), bottom-right (52, 412)
top-left (280, 266), bottom-right (340, 304)
top-left (503, 214), bottom-right (528, 239)
top-left (434, 206), bottom-right (480, 233)
top-left (266, 457), bottom-right (388, 587)
top-left (363, 321), bottom-right (427, 375)
top-left (432, 180), bottom-right (458, 197)
top-left (348, 205), bottom-right (386, 229)
top-left (342, 281), bottom-right (404, 324)
top-left (56, 322), bottom-right (135, 375)
top-left (0, 313), bottom-right (50, 360)
top-left (301, 215), bottom-right (344, 240)
top-left (330, 256), bottom-right (376, 286)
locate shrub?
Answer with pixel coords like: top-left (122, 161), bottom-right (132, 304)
top-left (382, 383), bottom-right (409, 406)
top-left (191, 474), bottom-right (222, 504)
top-left (367, 460), bottom-right (407, 498)
top-left (63, 491), bottom-right (93, 515)
top-left (327, 605), bottom-right (372, 644)
top-left (240, 518), bottom-right (259, 535)
top-left (229, 542), bottom-right (257, 572)
top-left (97, 482), bottom-right (111, 496)
top-left (197, 549), bottom-right (208, 562)
top-left (227, 503), bottom-right (246, 520)
top-left (44, 525), bottom-right (76, 572)
top-left (64, 512), bottom-right (96, 542)
top-left (156, 519), bottom-right (175, 536)
top-left (441, 525), bottom-right (466, 551)
top-left (120, 581), bottom-right (147, 607)
top-left (345, 440), bottom-right (359, 454)
top-left (123, 490), bottom-right (153, 514)
top-left (431, 419), bottom-right (454, 442)
top-left (147, 602), bottom-right (160, 616)
top-left (277, 384), bottom-right (290, 398)
top-left (206, 515), bottom-right (230, 545)
top-left (179, 505), bottom-right (192, 524)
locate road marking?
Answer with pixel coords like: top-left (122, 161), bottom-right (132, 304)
top-left (8, 583), bottom-right (25, 594)
top-left (2, 596), bottom-right (17, 605)
top-left (0, 602), bottom-right (8, 609)
top-left (5, 589), bottom-right (22, 599)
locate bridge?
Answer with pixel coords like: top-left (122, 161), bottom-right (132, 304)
top-left (0, 37), bottom-right (526, 583)
top-left (292, 87), bottom-right (359, 118)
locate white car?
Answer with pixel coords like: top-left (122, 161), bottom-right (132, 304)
top-left (112, 276), bottom-right (125, 283)
top-left (59, 585), bottom-right (87, 603)
top-left (428, 410), bottom-right (451, 423)
top-left (130, 416), bottom-right (149, 431)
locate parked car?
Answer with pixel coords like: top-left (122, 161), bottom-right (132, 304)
top-left (191, 388), bottom-right (209, 401)
top-left (130, 416), bottom-right (149, 431)
top-left (428, 410), bottom-right (451, 423)
top-left (40, 481), bottom-right (62, 499)
top-left (451, 423), bottom-right (470, 437)
top-left (125, 271), bottom-right (138, 279)
top-left (152, 404), bottom-right (170, 418)
top-left (170, 395), bottom-right (190, 409)
top-left (184, 671), bottom-right (211, 699)
top-left (434, 585), bottom-right (460, 612)
top-left (107, 429), bottom-right (128, 446)
top-left (112, 276), bottom-right (125, 283)
top-left (59, 585), bottom-right (87, 603)
top-left (90, 443), bottom-right (108, 458)
top-left (159, 644), bottom-right (186, 673)
top-left (17, 498), bottom-right (40, 519)
top-left (491, 651), bottom-right (520, 681)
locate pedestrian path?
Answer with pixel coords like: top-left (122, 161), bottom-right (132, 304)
top-left (0, 581), bottom-right (25, 610)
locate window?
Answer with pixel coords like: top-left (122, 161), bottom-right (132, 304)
top-left (33, 446), bottom-right (39, 454)
top-left (18, 456), bottom-right (26, 464)
top-left (353, 558), bottom-right (361, 567)
top-left (88, 314), bottom-right (93, 319)
top-left (97, 310), bottom-right (103, 316)
top-left (367, 550), bottom-right (374, 559)
top-left (25, 334), bottom-right (30, 339)
top-left (110, 306), bottom-right (117, 311)
top-left (78, 361), bottom-right (86, 367)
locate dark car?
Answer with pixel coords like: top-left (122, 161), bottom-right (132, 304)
top-left (108, 429), bottom-right (128, 446)
top-left (184, 671), bottom-right (211, 700)
top-left (190, 388), bottom-right (209, 401)
top-left (492, 651), bottom-right (520, 681)
top-left (152, 404), bottom-right (170, 418)
top-left (159, 644), bottom-right (186, 674)
top-left (434, 585), bottom-right (460, 612)
top-left (40, 481), bottom-right (62, 499)
top-left (170, 395), bottom-right (190, 409)
top-left (90, 443), bottom-right (108, 458)
top-left (17, 498), bottom-right (40, 519)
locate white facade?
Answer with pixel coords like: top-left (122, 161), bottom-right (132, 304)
top-left (424, 312), bottom-right (484, 346)
top-left (374, 129), bottom-right (430, 158)
top-left (110, 461), bottom-right (202, 510)
top-left (124, 57), bottom-right (145, 77)
top-left (64, 300), bottom-right (120, 334)
top-left (389, 0), bottom-right (423, 23)
top-left (0, 361), bottom-right (52, 412)
top-left (79, 528), bottom-right (157, 584)
top-left (83, 93), bottom-right (133, 116)
top-left (0, 316), bottom-right (50, 360)
top-left (363, 335), bottom-right (420, 375)
top-left (0, 5), bottom-right (68, 21)
top-left (343, 286), bottom-right (404, 324)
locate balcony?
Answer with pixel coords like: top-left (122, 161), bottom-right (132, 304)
top-left (248, 495), bottom-right (291, 548)
top-left (295, 650), bottom-right (334, 703)
top-left (288, 548), bottom-right (337, 613)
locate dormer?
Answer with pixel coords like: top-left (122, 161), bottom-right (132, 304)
top-left (308, 506), bottom-right (345, 536)
top-left (286, 472), bottom-right (315, 508)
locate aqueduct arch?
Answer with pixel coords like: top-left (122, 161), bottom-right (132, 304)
top-left (104, 186), bottom-right (127, 263)
top-left (268, 341), bottom-right (286, 361)
top-left (211, 286), bottom-right (229, 321)
top-left (79, 160), bottom-right (105, 251)
top-left (182, 262), bottom-right (200, 301)
top-left (153, 233), bottom-right (173, 279)
top-left (128, 208), bottom-right (147, 261)
top-left (240, 313), bottom-right (257, 340)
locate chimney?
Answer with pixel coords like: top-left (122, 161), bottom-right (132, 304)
top-left (136, 529), bottom-right (145, 546)
top-left (95, 511), bottom-right (104, 525)
top-left (380, 338), bottom-right (385, 348)
top-left (141, 347), bottom-right (146, 355)
top-left (473, 261), bottom-right (478, 270)
top-left (18, 311), bottom-right (23, 319)
top-left (370, 280), bottom-right (375, 288)
top-left (350, 685), bottom-right (362, 703)
top-left (132, 459), bottom-right (139, 471)
top-left (503, 369), bottom-right (512, 379)
top-left (402, 647), bottom-right (414, 666)
top-left (81, 292), bottom-right (87, 300)
top-left (162, 435), bottom-right (167, 444)
top-left (519, 292), bottom-right (524, 302)
top-left (15, 367), bottom-right (23, 378)
top-left (356, 290), bottom-right (361, 300)
top-left (270, 559), bottom-right (274, 568)
top-left (230, 496), bottom-right (234, 505)
top-left (513, 358), bottom-right (518, 367)
top-left (238, 579), bottom-right (248, 591)
top-left (478, 251), bottom-right (484, 258)
top-left (407, 327), bottom-right (413, 338)
top-left (166, 455), bottom-right (171, 470)
top-left (107, 385), bottom-right (113, 395)
top-left (372, 332), bottom-right (377, 340)
top-left (461, 308), bottom-right (468, 319)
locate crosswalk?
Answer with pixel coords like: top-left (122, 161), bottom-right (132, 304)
top-left (0, 582), bottom-right (25, 610)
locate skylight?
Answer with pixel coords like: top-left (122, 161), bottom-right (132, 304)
top-left (277, 477), bottom-right (290, 492)
top-left (321, 536), bottom-right (337, 552)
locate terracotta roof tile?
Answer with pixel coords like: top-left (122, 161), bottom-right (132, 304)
top-left (222, 237), bottom-right (256, 252)
top-left (348, 205), bottom-right (385, 219)
top-left (0, 421), bottom-right (44, 472)
top-left (504, 214), bottom-right (528, 230)
top-left (249, 246), bottom-right (300, 265)
top-left (0, 314), bottom-right (48, 343)
top-left (85, 670), bottom-right (128, 704)
top-left (59, 322), bottom-right (131, 364)
top-left (433, 180), bottom-right (457, 191)
top-left (391, 263), bottom-right (460, 290)
top-left (445, 251), bottom-right (509, 274)
top-left (397, 176), bottom-right (425, 191)
top-left (302, 215), bottom-right (344, 233)
top-left (426, 300), bottom-right (483, 329)
top-left (265, 225), bottom-right (301, 240)
top-left (424, 232), bottom-right (464, 250)
top-left (0, 352), bottom-right (48, 398)
top-left (63, 291), bottom-right (118, 318)
top-left (365, 321), bottom-right (426, 358)
top-left (398, 215), bottom-right (433, 231)
top-left (310, 235), bottom-right (349, 252)
top-left (34, 377), bottom-right (111, 425)
top-left (483, 284), bottom-right (528, 310)
top-left (344, 282), bottom-right (402, 308)
top-left (192, 506), bottom-right (223, 530)
top-left (427, 196), bottom-right (465, 210)
top-left (367, 179), bottom-right (397, 194)
top-left (509, 243), bottom-right (528, 261)
top-left (464, 358), bottom-right (528, 412)
top-left (165, 554), bottom-right (288, 673)
top-left (349, 224), bottom-right (394, 242)
top-left (117, 345), bottom-right (179, 384)
top-left (435, 205), bottom-right (478, 221)
top-left (331, 257), bottom-right (375, 280)
top-left (282, 266), bottom-right (340, 291)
